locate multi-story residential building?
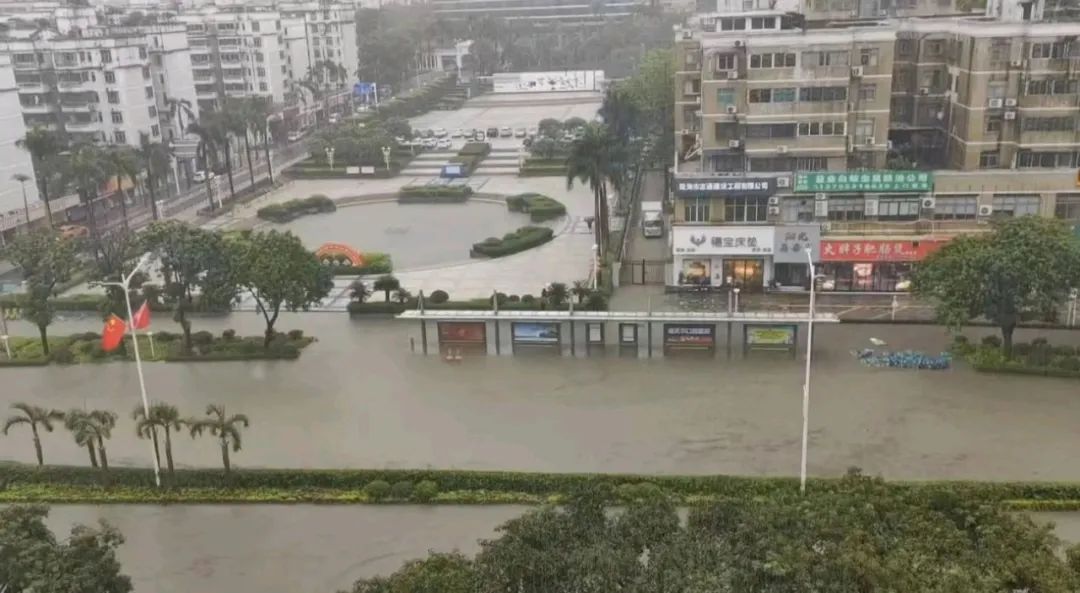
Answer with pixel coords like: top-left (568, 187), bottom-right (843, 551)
top-left (0, 52), bottom-right (41, 242)
top-left (669, 0), bottom-right (1080, 293)
top-left (278, 2), bottom-right (356, 89)
top-left (428, 0), bottom-right (649, 23)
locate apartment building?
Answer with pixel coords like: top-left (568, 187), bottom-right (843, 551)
top-left (177, 9), bottom-right (290, 112)
top-left (0, 52), bottom-right (41, 241)
top-left (278, 2), bottom-right (357, 89)
top-left (669, 0), bottom-right (1080, 293)
top-left (428, 0), bottom-right (649, 23)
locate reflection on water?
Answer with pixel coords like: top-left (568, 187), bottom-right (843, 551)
top-left (276, 201), bottom-right (529, 270)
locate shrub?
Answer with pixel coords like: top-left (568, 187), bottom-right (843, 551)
top-left (256, 194), bottom-right (337, 223)
top-left (521, 294), bottom-right (536, 304)
top-left (222, 329), bottom-right (237, 341)
top-left (506, 193), bottom-right (567, 222)
top-left (413, 479), bottom-right (439, 502)
top-left (398, 185), bottom-right (474, 202)
top-left (364, 480), bottom-right (392, 501)
top-left (50, 347), bottom-right (75, 365)
top-left (390, 481), bottom-right (414, 500)
top-left (155, 331), bottom-right (178, 342)
top-left (616, 482), bottom-right (667, 503)
top-left (470, 226), bottom-right (554, 258)
top-left (1055, 356), bottom-right (1080, 371)
top-left (192, 331), bottom-right (214, 346)
top-left (429, 290), bottom-right (449, 304)
top-left (509, 295), bottom-right (520, 302)
top-left (1053, 345), bottom-right (1076, 357)
top-left (584, 292), bottom-right (608, 311)
top-left (287, 329), bottom-right (304, 340)
top-left (981, 335), bottom-right (1002, 348)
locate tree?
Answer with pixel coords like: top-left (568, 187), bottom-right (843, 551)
top-left (4, 230), bottom-right (77, 354)
top-left (188, 404), bottom-right (249, 474)
top-left (373, 274), bottom-right (401, 303)
top-left (563, 116), bottom-right (587, 130)
top-left (104, 144), bottom-right (139, 231)
top-left (63, 409), bottom-right (99, 468)
top-left (133, 402), bottom-right (183, 477)
top-left (12, 172), bottom-right (33, 232)
top-left (0, 505), bottom-right (133, 593)
top-left (913, 217), bottom-right (1080, 356)
top-left (233, 230), bottom-right (333, 347)
top-left (3, 403), bottom-right (63, 466)
top-left (136, 133), bottom-right (172, 221)
top-left (17, 126), bottom-right (67, 227)
top-left (223, 99), bottom-right (257, 191)
top-left (571, 280), bottom-right (590, 304)
top-left (192, 110), bottom-right (236, 201)
top-left (348, 553), bottom-right (475, 593)
top-left (141, 221), bottom-right (238, 353)
top-left (537, 118), bottom-right (563, 138)
top-left (566, 123), bottom-right (622, 259)
top-left (621, 48), bottom-right (675, 169)
top-left (546, 282), bottom-right (569, 308)
top-left (349, 279), bottom-right (371, 303)
top-left (92, 229), bottom-right (141, 319)
top-left (64, 410), bottom-right (117, 472)
top-left (244, 96), bottom-right (275, 184)
top-left (528, 137), bottom-right (563, 160)
top-left (63, 143), bottom-right (111, 246)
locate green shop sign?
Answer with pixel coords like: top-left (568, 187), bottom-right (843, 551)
top-left (794, 171), bottom-right (933, 194)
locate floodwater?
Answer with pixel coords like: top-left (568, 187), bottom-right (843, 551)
top-left (3, 314), bottom-right (1080, 481)
top-left (277, 201), bottom-right (530, 270)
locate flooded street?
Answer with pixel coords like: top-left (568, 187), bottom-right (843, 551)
top-left (3, 314), bottom-right (1080, 480)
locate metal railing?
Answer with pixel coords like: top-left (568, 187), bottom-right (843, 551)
top-left (822, 218), bottom-right (990, 236)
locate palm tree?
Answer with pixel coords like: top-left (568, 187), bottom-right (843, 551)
top-left (63, 409), bottom-right (99, 468)
top-left (12, 173), bottom-right (32, 232)
top-left (349, 279), bottom-right (371, 303)
top-left (196, 110), bottom-right (237, 201)
top-left (2, 403), bottom-right (63, 466)
top-left (136, 133), bottom-right (171, 221)
top-left (164, 95), bottom-right (196, 140)
top-left (17, 127), bottom-right (66, 227)
top-left (84, 410), bottom-right (117, 471)
top-left (224, 99), bottom-right (257, 191)
top-left (188, 404), bottom-right (249, 474)
top-left (245, 97), bottom-right (275, 185)
top-left (104, 144), bottom-right (139, 231)
top-left (133, 402), bottom-right (183, 476)
top-left (65, 143), bottom-right (110, 246)
top-left (566, 123), bottom-right (620, 259)
top-left (571, 280), bottom-right (591, 303)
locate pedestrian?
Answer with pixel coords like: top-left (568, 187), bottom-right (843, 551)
top-left (585, 216), bottom-right (594, 231)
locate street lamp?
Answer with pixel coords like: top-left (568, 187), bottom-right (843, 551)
top-left (98, 253), bottom-right (162, 487)
top-left (12, 173), bottom-right (31, 234)
top-left (381, 145), bottom-right (392, 172)
top-left (326, 146), bottom-right (335, 170)
top-left (591, 244), bottom-right (599, 290)
top-left (799, 246), bottom-right (816, 494)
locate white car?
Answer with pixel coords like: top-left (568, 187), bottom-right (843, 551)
top-left (514, 127), bottom-right (527, 138)
top-left (287, 131), bottom-right (303, 142)
top-left (193, 170), bottom-right (215, 183)
top-left (527, 126), bottom-right (538, 137)
top-left (451, 128), bottom-right (465, 138)
top-left (422, 137), bottom-right (438, 148)
top-left (433, 128), bottom-right (448, 138)
top-left (499, 126), bottom-right (513, 137)
top-left (436, 138), bottom-right (453, 149)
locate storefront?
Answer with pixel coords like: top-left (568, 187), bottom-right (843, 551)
top-left (819, 239), bottom-right (946, 292)
top-left (672, 226), bottom-right (775, 290)
top-left (771, 225), bottom-right (821, 289)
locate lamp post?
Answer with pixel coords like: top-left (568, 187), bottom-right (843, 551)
top-left (12, 173), bottom-right (31, 234)
top-left (325, 146), bottom-right (335, 170)
top-left (591, 244), bottom-right (599, 290)
top-left (381, 145), bottom-right (392, 172)
top-left (799, 246), bottom-right (816, 494)
top-left (98, 253), bottom-right (162, 487)
top-left (265, 114), bottom-right (277, 185)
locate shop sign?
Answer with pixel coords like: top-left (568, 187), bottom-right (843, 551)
top-left (512, 322), bottom-right (560, 344)
top-left (820, 239), bottom-right (946, 262)
top-left (663, 324), bottom-right (715, 349)
top-left (746, 324), bottom-right (797, 346)
top-left (438, 322), bottom-right (486, 345)
top-left (794, 170), bottom-right (933, 194)
top-left (675, 177), bottom-right (774, 197)
top-left (672, 226), bottom-right (775, 256)
top-left (773, 225), bottom-right (821, 263)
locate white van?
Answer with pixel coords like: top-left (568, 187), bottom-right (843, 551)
top-left (641, 201), bottom-right (663, 238)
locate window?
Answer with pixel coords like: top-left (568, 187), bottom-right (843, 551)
top-left (749, 88), bottom-right (796, 103)
top-left (107, 90), bottom-right (120, 104)
top-left (153, 55), bottom-right (162, 66)
top-left (749, 52), bottom-right (795, 68)
top-left (254, 38), bottom-right (262, 47)
top-left (259, 82), bottom-right (268, 91)
top-left (142, 66), bottom-right (150, 80)
top-left (854, 119), bottom-right (874, 142)
top-left (985, 115), bottom-right (1003, 132)
top-left (748, 156), bottom-right (828, 171)
top-left (114, 130), bottom-right (127, 143)
top-left (750, 16), bottom-right (775, 29)
top-left (145, 87), bottom-right (154, 99)
top-left (719, 17), bottom-right (746, 30)
top-left (104, 71), bottom-right (115, 84)
top-left (897, 39), bottom-right (914, 57)
top-left (724, 196), bottom-right (769, 222)
top-left (877, 196), bottom-right (920, 220)
top-left (138, 47), bottom-right (147, 59)
top-left (1022, 116), bottom-right (1075, 132)
top-left (925, 40), bottom-right (944, 57)
top-left (1055, 193), bottom-right (1080, 220)
top-left (709, 154), bottom-right (744, 172)
top-left (684, 198), bottom-right (710, 222)
top-left (933, 195), bottom-right (977, 220)
top-left (858, 84), bottom-right (876, 101)
top-left (797, 121), bottom-right (846, 136)
top-left (827, 197), bottom-right (866, 221)
top-left (799, 86), bottom-right (847, 101)
top-left (716, 88), bottom-right (735, 108)
top-left (781, 198), bottom-right (815, 223)
top-left (992, 194), bottom-right (1040, 216)
top-left (1017, 151), bottom-right (1080, 168)
top-left (802, 50), bottom-right (849, 66)
top-left (151, 124), bottom-right (160, 137)
top-left (251, 21), bottom-right (261, 31)
top-left (715, 53), bottom-right (736, 70)
top-left (858, 48), bottom-right (879, 66)
top-left (987, 82), bottom-right (1006, 99)
top-left (100, 49), bottom-right (112, 63)
top-left (1031, 41), bottom-right (1070, 59)
top-left (111, 111), bottom-right (123, 124)
top-left (148, 106), bottom-right (157, 117)
top-left (683, 79), bottom-right (700, 95)
top-left (257, 67), bottom-right (266, 77)
top-left (746, 123), bottom-right (796, 138)
top-left (989, 39), bottom-right (1010, 64)
top-left (1025, 78), bottom-right (1080, 95)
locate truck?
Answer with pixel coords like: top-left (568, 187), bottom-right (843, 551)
top-left (640, 201), bottom-right (664, 238)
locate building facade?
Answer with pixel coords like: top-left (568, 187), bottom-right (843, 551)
top-left (670, 0), bottom-right (1080, 292)
top-left (278, 2), bottom-right (357, 91)
top-left (428, 0), bottom-right (648, 23)
top-left (0, 52), bottom-right (40, 241)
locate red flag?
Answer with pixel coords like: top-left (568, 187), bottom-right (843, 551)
top-left (131, 301), bottom-right (151, 330)
top-left (101, 314), bottom-right (127, 352)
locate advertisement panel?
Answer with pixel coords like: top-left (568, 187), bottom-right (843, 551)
top-left (820, 239), bottom-right (946, 262)
top-left (672, 226), bottom-right (775, 256)
top-left (512, 322), bottom-right (560, 345)
top-left (492, 70), bottom-right (605, 94)
top-left (773, 225), bottom-right (822, 263)
top-left (663, 324), bottom-right (715, 350)
top-left (795, 170), bottom-right (933, 193)
top-left (745, 325), bottom-right (797, 347)
top-left (438, 322), bottom-right (487, 346)
top-left (674, 177), bottom-right (775, 198)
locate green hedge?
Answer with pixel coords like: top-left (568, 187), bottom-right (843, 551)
top-left (506, 193), bottom-right (567, 222)
top-left (519, 165), bottom-right (567, 177)
top-left (284, 166), bottom-right (396, 180)
top-left (256, 194), bottom-right (336, 223)
top-left (398, 184), bottom-right (474, 203)
top-left (348, 298), bottom-right (578, 315)
top-left (320, 252), bottom-right (393, 276)
top-left (459, 142), bottom-right (491, 157)
top-left (471, 226), bottom-right (554, 258)
top-left (448, 155), bottom-right (483, 176)
top-left (953, 336), bottom-right (1080, 379)
top-left (1, 293), bottom-right (228, 315)
top-left (0, 333), bottom-right (312, 365)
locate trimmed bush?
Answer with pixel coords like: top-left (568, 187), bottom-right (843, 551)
top-left (287, 329), bottom-right (304, 340)
top-left (192, 331), bottom-right (214, 346)
top-left (257, 194), bottom-right (337, 223)
top-left (222, 329), bottom-right (237, 341)
top-left (506, 193), bottom-right (567, 222)
top-left (364, 480), bottom-right (392, 501)
top-left (390, 481), bottom-right (414, 500)
top-left (398, 184), bottom-right (474, 203)
top-left (413, 480), bottom-right (439, 502)
top-left (954, 335), bottom-right (1080, 379)
top-left (429, 290), bottom-right (450, 304)
top-left (321, 252), bottom-right (393, 277)
top-left (471, 226), bottom-right (554, 258)
top-left (459, 142), bottom-right (491, 156)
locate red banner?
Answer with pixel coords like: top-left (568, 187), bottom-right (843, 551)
top-left (820, 239), bottom-right (947, 262)
top-left (438, 322), bottom-right (486, 345)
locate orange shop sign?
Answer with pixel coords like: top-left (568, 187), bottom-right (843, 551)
top-left (820, 239), bottom-right (946, 262)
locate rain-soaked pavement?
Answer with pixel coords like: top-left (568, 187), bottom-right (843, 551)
top-left (3, 313), bottom-right (1080, 481)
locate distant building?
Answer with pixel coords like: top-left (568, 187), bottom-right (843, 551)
top-left (428, 0), bottom-right (649, 23)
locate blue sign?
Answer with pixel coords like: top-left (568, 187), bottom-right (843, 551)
top-left (440, 164), bottom-right (466, 178)
top-left (353, 82), bottom-right (377, 97)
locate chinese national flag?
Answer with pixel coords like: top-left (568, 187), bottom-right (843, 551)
top-left (101, 314), bottom-right (127, 352)
top-left (131, 301), bottom-right (151, 330)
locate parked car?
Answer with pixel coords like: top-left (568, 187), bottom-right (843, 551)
top-left (499, 126), bottom-right (513, 137)
top-left (58, 224), bottom-right (89, 239)
top-left (514, 127), bottom-right (527, 138)
top-left (473, 131), bottom-right (487, 141)
top-left (287, 131), bottom-right (303, 142)
top-left (193, 170), bottom-right (216, 183)
top-left (486, 127), bottom-right (499, 138)
top-left (421, 129), bottom-right (435, 138)
top-left (433, 127), bottom-right (448, 138)
top-left (526, 126), bottom-right (538, 137)
top-left (474, 128), bottom-right (486, 137)
top-left (436, 138), bottom-right (452, 149)
top-left (451, 128), bottom-right (465, 138)
top-left (422, 137), bottom-right (438, 148)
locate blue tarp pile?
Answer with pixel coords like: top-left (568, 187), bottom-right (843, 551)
top-left (853, 349), bottom-right (951, 370)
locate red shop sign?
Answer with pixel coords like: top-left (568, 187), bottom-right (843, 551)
top-left (820, 239), bottom-right (946, 262)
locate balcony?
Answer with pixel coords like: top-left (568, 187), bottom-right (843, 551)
top-left (20, 102), bottom-right (55, 114)
top-left (64, 119), bottom-right (100, 131)
top-left (12, 60), bottom-right (39, 71)
top-left (822, 219), bottom-right (990, 237)
top-left (59, 102), bottom-right (98, 112)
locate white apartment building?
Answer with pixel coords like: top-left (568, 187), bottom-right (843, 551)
top-left (282, 15), bottom-right (311, 90)
top-left (279, 2), bottom-right (357, 89)
top-left (139, 23), bottom-right (201, 142)
top-left (177, 8), bottom-right (291, 112)
top-left (0, 52), bottom-right (40, 239)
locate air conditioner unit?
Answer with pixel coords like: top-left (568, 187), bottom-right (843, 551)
top-left (851, 66), bottom-right (863, 77)
top-left (682, 29), bottom-right (692, 39)
top-left (776, 176), bottom-right (791, 188)
top-left (768, 196), bottom-right (780, 205)
top-left (988, 98), bottom-right (1004, 108)
top-left (694, 96), bottom-right (701, 104)
top-left (734, 40), bottom-right (743, 47)
top-left (814, 192), bottom-right (828, 201)
top-left (1010, 59), bottom-right (1025, 68)
top-left (726, 105), bottom-right (738, 114)
top-left (919, 87), bottom-right (930, 95)
top-left (864, 137), bottom-right (875, 146)
top-left (1004, 111), bottom-right (1016, 120)
top-left (768, 206), bottom-right (781, 215)
top-left (777, 145), bottom-right (788, 153)
top-left (978, 204), bottom-right (994, 217)
top-left (1004, 98), bottom-right (1018, 107)
top-left (727, 70), bottom-right (739, 80)
top-left (887, 140), bottom-right (894, 150)
top-left (921, 197), bottom-right (936, 209)
top-left (680, 129), bottom-right (691, 135)
top-left (728, 139), bottom-right (742, 148)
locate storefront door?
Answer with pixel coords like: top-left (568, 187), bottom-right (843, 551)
top-left (723, 258), bottom-right (764, 290)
